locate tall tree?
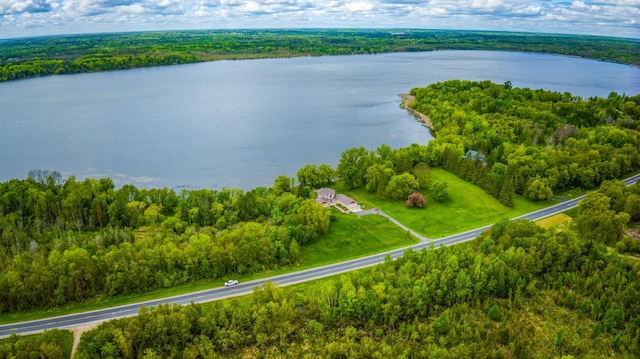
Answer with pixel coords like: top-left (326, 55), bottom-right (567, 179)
top-left (337, 147), bottom-right (370, 189)
top-left (576, 192), bottom-right (630, 246)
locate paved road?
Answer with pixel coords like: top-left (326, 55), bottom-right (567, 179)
top-left (2, 173), bottom-right (639, 338)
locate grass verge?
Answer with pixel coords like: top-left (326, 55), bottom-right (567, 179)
top-left (300, 211), bottom-right (418, 268)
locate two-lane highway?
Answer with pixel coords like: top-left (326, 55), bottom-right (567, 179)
top-left (2, 173), bottom-right (638, 338)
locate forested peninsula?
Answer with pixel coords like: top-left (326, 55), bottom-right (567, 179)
top-left (2, 80), bottom-right (640, 357)
top-left (1, 29), bottom-right (639, 82)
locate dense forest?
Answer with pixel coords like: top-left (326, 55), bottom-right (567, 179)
top-left (402, 80), bottom-right (640, 206)
top-left (62, 215), bottom-right (638, 358)
top-left (0, 29), bottom-right (639, 82)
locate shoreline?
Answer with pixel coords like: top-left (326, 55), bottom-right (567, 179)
top-left (400, 93), bottom-right (435, 132)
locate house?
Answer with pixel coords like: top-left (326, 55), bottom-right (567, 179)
top-left (465, 150), bottom-right (487, 164)
top-left (314, 188), bottom-right (362, 213)
top-left (335, 194), bottom-right (358, 209)
top-left (315, 188), bottom-right (335, 206)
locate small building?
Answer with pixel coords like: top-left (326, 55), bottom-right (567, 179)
top-left (315, 188), bottom-right (336, 206)
top-left (314, 188), bottom-right (362, 213)
top-left (465, 150), bottom-right (486, 164)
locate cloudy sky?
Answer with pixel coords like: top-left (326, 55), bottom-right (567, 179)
top-left (0, 0), bottom-right (638, 39)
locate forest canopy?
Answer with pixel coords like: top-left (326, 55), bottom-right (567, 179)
top-left (71, 217), bottom-right (640, 358)
top-left (404, 80), bottom-right (640, 206)
top-left (1, 29), bottom-right (639, 82)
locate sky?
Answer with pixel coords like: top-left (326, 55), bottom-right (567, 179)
top-left (0, 0), bottom-right (638, 39)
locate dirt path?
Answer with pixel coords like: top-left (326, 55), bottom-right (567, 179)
top-left (400, 94), bottom-right (435, 131)
top-left (70, 323), bottom-right (100, 358)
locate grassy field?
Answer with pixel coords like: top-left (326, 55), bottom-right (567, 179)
top-left (536, 214), bottom-right (573, 229)
top-left (337, 168), bottom-right (553, 238)
top-left (300, 211), bottom-right (418, 267)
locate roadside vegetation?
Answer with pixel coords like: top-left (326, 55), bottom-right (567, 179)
top-left (72, 218), bottom-right (640, 358)
top-left (1, 29), bottom-right (639, 82)
top-left (0, 329), bottom-right (72, 358)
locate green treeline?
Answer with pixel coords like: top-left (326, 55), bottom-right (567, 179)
top-left (72, 217), bottom-right (640, 358)
top-left (406, 80), bottom-right (640, 205)
top-left (1, 29), bottom-right (638, 82)
top-left (0, 171), bottom-right (335, 312)
top-left (0, 150), bottom-right (416, 313)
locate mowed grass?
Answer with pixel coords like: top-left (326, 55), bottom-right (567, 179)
top-left (300, 211), bottom-right (418, 267)
top-left (338, 168), bottom-right (554, 238)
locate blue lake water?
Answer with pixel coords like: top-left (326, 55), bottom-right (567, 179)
top-left (1, 51), bottom-right (638, 190)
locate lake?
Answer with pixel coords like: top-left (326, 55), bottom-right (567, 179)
top-left (1, 51), bottom-right (639, 190)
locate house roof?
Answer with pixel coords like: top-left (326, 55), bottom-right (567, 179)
top-left (335, 194), bottom-right (356, 206)
top-left (316, 188), bottom-right (335, 198)
top-left (465, 149), bottom-right (486, 162)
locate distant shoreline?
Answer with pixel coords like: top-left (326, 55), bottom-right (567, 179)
top-left (400, 93), bottom-right (435, 132)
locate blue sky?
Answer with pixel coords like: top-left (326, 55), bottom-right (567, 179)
top-left (0, 0), bottom-right (638, 39)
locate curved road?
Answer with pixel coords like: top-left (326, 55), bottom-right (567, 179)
top-left (2, 173), bottom-right (639, 338)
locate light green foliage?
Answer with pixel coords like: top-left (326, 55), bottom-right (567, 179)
top-left (413, 162), bottom-right (431, 189)
top-left (337, 147), bottom-right (370, 189)
top-left (365, 163), bottom-right (395, 197)
top-left (385, 172), bottom-right (419, 200)
top-left (432, 181), bottom-right (449, 202)
top-left (295, 199), bottom-right (331, 242)
top-left (525, 177), bottom-right (553, 201)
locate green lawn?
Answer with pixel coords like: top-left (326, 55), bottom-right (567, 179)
top-left (337, 168), bottom-right (554, 238)
top-left (300, 211), bottom-right (418, 267)
top-left (536, 214), bottom-right (573, 229)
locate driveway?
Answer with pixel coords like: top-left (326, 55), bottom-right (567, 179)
top-left (357, 208), bottom-right (431, 243)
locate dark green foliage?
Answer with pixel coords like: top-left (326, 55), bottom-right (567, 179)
top-left (74, 219), bottom-right (640, 358)
top-left (487, 305), bottom-right (501, 321)
top-left (1, 30), bottom-right (638, 82)
top-left (0, 329), bottom-right (72, 358)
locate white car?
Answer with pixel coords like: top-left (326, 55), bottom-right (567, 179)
top-left (224, 280), bottom-right (238, 287)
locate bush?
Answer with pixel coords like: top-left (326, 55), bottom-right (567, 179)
top-left (406, 192), bottom-right (426, 207)
top-left (432, 181), bottom-right (449, 202)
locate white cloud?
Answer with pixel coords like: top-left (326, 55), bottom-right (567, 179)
top-left (0, 0), bottom-right (638, 38)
